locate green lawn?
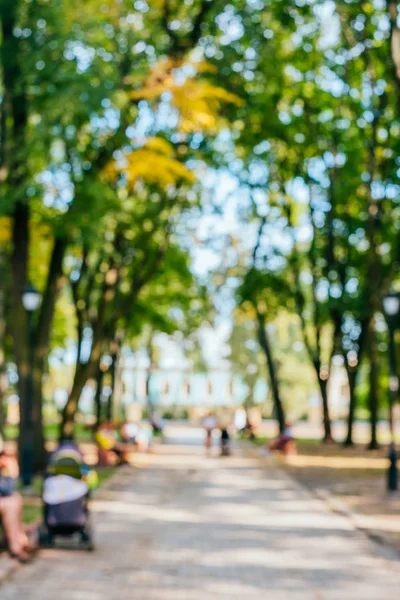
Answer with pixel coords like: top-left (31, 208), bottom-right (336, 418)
top-left (22, 503), bottom-right (42, 524)
top-left (3, 422), bottom-right (94, 443)
top-left (250, 434), bottom-right (321, 447)
top-left (96, 466), bottom-right (116, 487)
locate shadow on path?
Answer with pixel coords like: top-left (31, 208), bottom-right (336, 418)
top-left (1, 441), bottom-right (400, 599)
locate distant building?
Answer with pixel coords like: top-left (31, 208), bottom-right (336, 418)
top-left (120, 363), bottom-right (267, 408)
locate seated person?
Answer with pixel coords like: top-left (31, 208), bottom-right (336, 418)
top-left (136, 423), bottom-right (153, 453)
top-left (121, 421), bottom-right (139, 444)
top-left (95, 423), bottom-right (129, 465)
top-left (267, 423), bottom-right (297, 455)
top-left (240, 415), bottom-right (256, 440)
top-left (0, 436), bottom-right (35, 562)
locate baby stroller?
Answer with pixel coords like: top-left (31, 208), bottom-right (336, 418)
top-left (40, 443), bottom-right (95, 551)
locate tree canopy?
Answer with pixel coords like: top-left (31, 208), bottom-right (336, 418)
top-left (2, 0), bottom-right (400, 459)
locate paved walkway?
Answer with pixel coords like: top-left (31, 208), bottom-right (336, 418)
top-left (1, 442), bottom-right (400, 599)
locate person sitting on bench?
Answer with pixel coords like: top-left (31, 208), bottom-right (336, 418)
top-left (95, 423), bottom-right (129, 465)
top-left (267, 423), bottom-right (297, 456)
top-left (0, 436), bottom-right (36, 562)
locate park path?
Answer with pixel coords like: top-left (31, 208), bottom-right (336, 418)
top-left (1, 440), bottom-right (400, 599)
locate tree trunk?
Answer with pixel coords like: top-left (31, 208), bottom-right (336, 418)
top-left (344, 370), bottom-right (357, 446)
top-left (368, 319), bottom-right (380, 450)
top-left (0, 249), bottom-right (7, 433)
top-left (244, 385), bottom-right (255, 412)
top-left (256, 311), bottom-right (285, 433)
top-left (388, 1), bottom-right (400, 112)
top-left (60, 288), bottom-right (108, 440)
top-left (60, 364), bottom-right (91, 440)
top-left (31, 355), bottom-right (46, 472)
top-left (3, 1), bottom-right (30, 467)
top-left (146, 368), bottom-right (153, 412)
top-left (317, 374), bottom-right (333, 442)
top-left (94, 366), bottom-right (104, 431)
top-left (112, 351), bottom-right (124, 422)
top-left (11, 203), bottom-right (29, 469)
top-left (106, 350), bottom-right (118, 423)
top-left (106, 343), bottom-right (123, 422)
top-left (60, 350), bottom-right (102, 440)
top-left (343, 318), bottom-right (368, 447)
top-left (32, 237), bottom-right (66, 469)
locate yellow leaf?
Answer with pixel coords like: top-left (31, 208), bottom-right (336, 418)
top-left (144, 137), bottom-right (174, 157)
top-left (104, 137), bottom-right (195, 187)
top-left (130, 59), bottom-right (242, 134)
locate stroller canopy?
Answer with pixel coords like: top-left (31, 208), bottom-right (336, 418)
top-left (47, 442), bottom-right (84, 478)
top-left (43, 475), bottom-right (89, 505)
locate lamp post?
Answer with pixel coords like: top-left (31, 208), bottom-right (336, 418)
top-left (21, 283), bottom-right (42, 487)
top-left (382, 291), bottom-right (400, 492)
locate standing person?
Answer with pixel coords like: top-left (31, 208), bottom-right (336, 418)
top-left (220, 427), bottom-right (230, 456)
top-left (219, 409), bottom-right (231, 456)
top-left (202, 412), bottom-right (217, 452)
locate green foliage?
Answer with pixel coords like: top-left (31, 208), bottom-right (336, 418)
top-left (3, 0), bottom-right (400, 443)
top-left (217, 0), bottom-right (400, 438)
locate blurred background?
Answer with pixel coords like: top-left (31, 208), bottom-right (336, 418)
top-left (1, 0), bottom-right (400, 529)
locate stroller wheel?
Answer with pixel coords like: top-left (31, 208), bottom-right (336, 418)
top-left (39, 528), bottom-right (54, 548)
top-left (81, 528), bottom-right (95, 551)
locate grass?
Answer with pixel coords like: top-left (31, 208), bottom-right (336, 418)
top-left (254, 434), bottom-right (400, 551)
top-left (22, 503), bottom-right (42, 524)
top-left (3, 422), bottom-right (93, 443)
top-left (96, 466), bottom-right (116, 487)
top-left (17, 477), bottom-right (43, 496)
top-left (252, 433), bottom-right (390, 489)
top-left (251, 434), bottom-right (321, 447)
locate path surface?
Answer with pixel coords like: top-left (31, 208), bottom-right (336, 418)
top-left (1, 441), bottom-right (400, 599)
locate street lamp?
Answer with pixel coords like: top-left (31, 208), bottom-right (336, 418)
top-left (382, 290), bottom-right (400, 492)
top-left (21, 283), bottom-right (42, 486)
top-left (22, 283), bottom-right (42, 313)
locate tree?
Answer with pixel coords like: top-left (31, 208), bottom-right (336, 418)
top-left (1, 0), bottom-right (240, 464)
top-left (218, 0), bottom-right (400, 446)
top-left (237, 263), bottom-right (293, 433)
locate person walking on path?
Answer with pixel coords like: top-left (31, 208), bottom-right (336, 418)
top-left (218, 408), bottom-right (232, 456)
top-left (202, 411), bottom-right (217, 452)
